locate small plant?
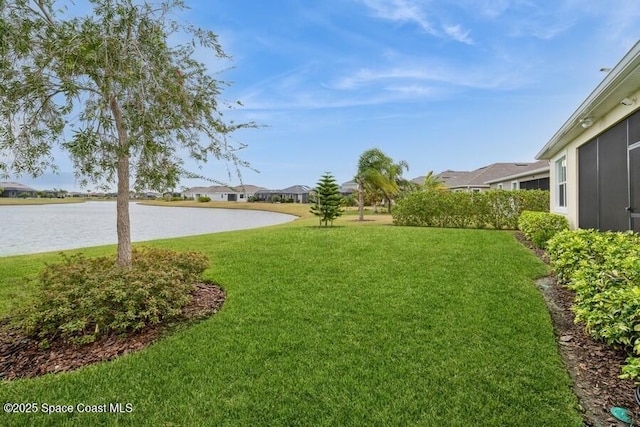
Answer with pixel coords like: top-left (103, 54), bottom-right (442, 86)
top-left (11, 247), bottom-right (209, 345)
top-left (309, 172), bottom-right (344, 226)
top-left (197, 195), bottom-right (211, 202)
top-left (517, 210), bottom-right (569, 248)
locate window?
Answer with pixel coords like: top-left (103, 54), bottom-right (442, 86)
top-left (497, 183), bottom-right (503, 190)
top-left (511, 181), bottom-right (519, 190)
top-left (240, 194), bottom-right (245, 199)
top-left (556, 156), bottom-right (567, 208)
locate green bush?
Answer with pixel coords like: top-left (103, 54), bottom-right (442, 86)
top-left (197, 195), bottom-right (211, 202)
top-left (12, 247), bottom-right (209, 345)
top-left (392, 189), bottom-right (549, 230)
top-left (517, 211), bottom-right (569, 248)
top-left (546, 229), bottom-right (640, 382)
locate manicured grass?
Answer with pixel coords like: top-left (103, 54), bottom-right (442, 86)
top-left (0, 224), bottom-right (581, 426)
top-left (0, 198), bottom-right (85, 205)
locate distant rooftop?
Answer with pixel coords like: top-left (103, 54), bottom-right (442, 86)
top-left (412, 162), bottom-right (547, 188)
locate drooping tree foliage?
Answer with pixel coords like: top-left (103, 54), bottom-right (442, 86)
top-left (309, 172), bottom-right (343, 227)
top-left (354, 148), bottom-right (409, 220)
top-left (420, 171), bottom-right (446, 191)
top-left (0, 0), bottom-right (254, 266)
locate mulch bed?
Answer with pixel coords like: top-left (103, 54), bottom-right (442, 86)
top-left (515, 231), bottom-right (640, 426)
top-left (0, 283), bottom-right (225, 380)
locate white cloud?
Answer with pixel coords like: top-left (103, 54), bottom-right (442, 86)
top-left (358, 0), bottom-right (473, 44)
top-left (443, 24), bottom-right (473, 44)
top-left (360, 0), bottom-right (437, 35)
top-left (331, 61), bottom-right (526, 92)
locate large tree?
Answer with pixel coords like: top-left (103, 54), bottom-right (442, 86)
top-left (0, 0), bottom-right (254, 266)
top-left (381, 158), bottom-right (409, 212)
top-left (354, 148), bottom-right (408, 220)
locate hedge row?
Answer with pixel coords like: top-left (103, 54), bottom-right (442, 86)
top-left (517, 210), bottom-right (569, 249)
top-left (547, 230), bottom-right (640, 381)
top-left (392, 189), bottom-right (549, 229)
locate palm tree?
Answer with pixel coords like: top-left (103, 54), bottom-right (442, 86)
top-left (382, 159), bottom-right (409, 212)
top-left (355, 148), bottom-right (388, 221)
top-left (355, 148), bottom-right (409, 219)
top-left (421, 171), bottom-right (446, 191)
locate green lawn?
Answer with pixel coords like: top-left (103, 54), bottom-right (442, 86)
top-left (0, 198), bottom-right (85, 205)
top-left (0, 221), bottom-right (582, 426)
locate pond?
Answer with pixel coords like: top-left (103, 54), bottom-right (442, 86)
top-left (0, 201), bottom-right (296, 257)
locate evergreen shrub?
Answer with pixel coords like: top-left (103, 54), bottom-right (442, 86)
top-left (392, 189), bottom-right (549, 230)
top-left (546, 230), bottom-right (640, 381)
top-left (12, 247), bottom-right (209, 346)
top-left (517, 210), bottom-right (569, 248)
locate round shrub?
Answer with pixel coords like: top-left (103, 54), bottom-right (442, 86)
top-left (14, 247), bottom-right (209, 345)
top-left (517, 210), bottom-right (569, 249)
top-left (197, 195), bottom-right (211, 202)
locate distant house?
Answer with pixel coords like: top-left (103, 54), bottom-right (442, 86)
top-left (537, 40), bottom-right (640, 232)
top-left (339, 180), bottom-right (358, 196)
top-left (254, 185), bottom-right (311, 203)
top-left (411, 163), bottom-right (546, 192)
top-left (485, 160), bottom-right (550, 191)
top-left (0, 182), bottom-right (37, 198)
top-left (182, 184), bottom-right (264, 202)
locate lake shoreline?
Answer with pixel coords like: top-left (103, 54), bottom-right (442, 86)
top-left (1, 201), bottom-right (296, 257)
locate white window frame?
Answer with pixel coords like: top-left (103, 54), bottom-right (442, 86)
top-left (511, 181), bottom-right (519, 191)
top-left (555, 155), bottom-right (567, 211)
top-left (497, 183), bottom-right (503, 190)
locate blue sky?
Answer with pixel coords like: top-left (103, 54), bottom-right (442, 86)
top-left (11, 0), bottom-right (640, 191)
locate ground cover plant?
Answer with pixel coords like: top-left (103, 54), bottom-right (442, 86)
top-left (547, 229), bottom-right (640, 381)
top-left (0, 221), bottom-right (581, 426)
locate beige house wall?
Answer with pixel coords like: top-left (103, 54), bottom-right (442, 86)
top-left (548, 87), bottom-right (640, 228)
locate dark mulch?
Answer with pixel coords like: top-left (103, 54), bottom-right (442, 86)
top-left (515, 231), bottom-right (640, 426)
top-left (0, 283), bottom-right (225, 380)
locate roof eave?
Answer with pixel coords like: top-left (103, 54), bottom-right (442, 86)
top-left (536, 40), bottom-right (640, 160)
top-left (484, 166), bottom-right (550, 184)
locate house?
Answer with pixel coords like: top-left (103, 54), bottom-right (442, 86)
top-left (339, 180), bottom-right (358, 196)
top-left (253, 185), bottom-right (311, 203)
top-left (485, 160), bottom-right (550, 191)
top-left (183, 185), bottom-right (264, 202)
top-left (536, 40), bottom-right (640, 232)
top-left (0, 182), bottom-right (37, 198)
top-left (411, 162), bottom-right (546, 192)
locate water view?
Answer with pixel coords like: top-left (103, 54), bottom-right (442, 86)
top-left (0, 201), bottom-right (296, 256)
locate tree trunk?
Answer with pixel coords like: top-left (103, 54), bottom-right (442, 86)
top-left (116, 153), bottom-right (131, 267)
top-left (110, 94), bottom-right (132, 267)
top-left (358, 180), bottom-right (364, 221)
